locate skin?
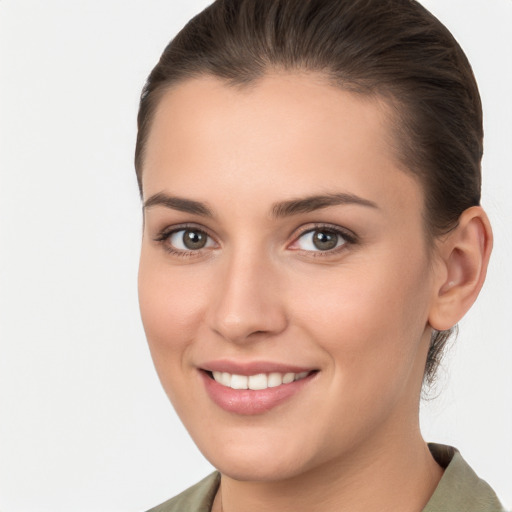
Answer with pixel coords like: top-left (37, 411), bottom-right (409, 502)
top-left (138, 73), bottom-right (492, 512)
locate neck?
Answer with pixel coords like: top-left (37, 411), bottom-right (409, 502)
top-left (215, 429), bottom-right (443, 512)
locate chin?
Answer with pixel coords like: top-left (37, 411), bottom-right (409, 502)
top-left (212, 455), bottom-right (309, 482)
top-left (194, 429), bottom-right (321, 482)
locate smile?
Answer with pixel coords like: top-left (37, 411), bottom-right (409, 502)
top-left (200, 366), bottom-right (317, 415)
top-left (211, 371), bottom-right (311, 390)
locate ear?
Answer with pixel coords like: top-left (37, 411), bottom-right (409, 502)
top-left (428, 206), bottom-right (493, 331)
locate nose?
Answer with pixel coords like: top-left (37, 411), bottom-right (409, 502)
top-left (207, 249), bottom-right (288, 344)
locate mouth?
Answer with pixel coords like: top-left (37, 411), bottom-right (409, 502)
top-left (199, 365), bottom-right (318, 415)
top-left (206, 370), bottom-right (312, 390)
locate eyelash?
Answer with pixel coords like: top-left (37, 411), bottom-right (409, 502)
top-left (153, 224), bottom-right (216, 258)
top-left (291, 223), bottom-right (358, 258)
top-left (153, 223), bottom-right (358, 258)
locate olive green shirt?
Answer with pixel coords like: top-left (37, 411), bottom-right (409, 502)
top-left (146, 444), bottom-right (506, 512)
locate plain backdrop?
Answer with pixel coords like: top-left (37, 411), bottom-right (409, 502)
top-left (0, 1), bottom-right (511, 511)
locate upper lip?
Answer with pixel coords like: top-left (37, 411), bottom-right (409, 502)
top-left (200, 359), bottom-right (316, 375)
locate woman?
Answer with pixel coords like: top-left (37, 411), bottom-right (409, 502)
top-left (135, 0), bottom-right (505, 510)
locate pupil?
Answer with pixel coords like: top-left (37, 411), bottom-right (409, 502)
top-left (184, 230), bottom-right (206, 249)
top-left (313, 230), bottom-right (338, 250)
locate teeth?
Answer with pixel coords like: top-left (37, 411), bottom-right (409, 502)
top-left (268, 372), bottom-right (283, 388)
top-left (230, 374), bottom-right (248, 389)
top-left (213, 371), bottom-right (232, 387)
top-left (211, 370), bottom-right (311, 390)
top-left (282, 372), bottom-right (295, 384)
top-left (248, 373), bottom-right (268, 390)
top-left (221, 372), bottom-right (231, 387)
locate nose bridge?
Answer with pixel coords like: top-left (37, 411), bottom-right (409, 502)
top-left (209, 244), bottom-right (286, 343)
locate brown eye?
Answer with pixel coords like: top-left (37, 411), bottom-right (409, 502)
top-left (312, 230), bottom-right (339, 250)
top-left (183, 230), bottom-right (207, 249)
top-left (294, 228), bottom-right (347, 252)
top-left (168, 229), bottom-right (214, 251)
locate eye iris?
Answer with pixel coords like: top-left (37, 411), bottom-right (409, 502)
top-left (183, 230), bottom-right (207, 250)
top-left (313, 230), bottom-right (338, 250)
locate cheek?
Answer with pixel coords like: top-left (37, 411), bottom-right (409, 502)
top-left (284, 252), bottom-right (433, 451)
top-left (290, 248), bottom-right (432, 379)
top-left (137, 251), bottom-right (209, 378)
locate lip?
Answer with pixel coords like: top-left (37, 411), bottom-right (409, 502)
top-left (200, 359), bottom-right (313, 376)
top-left (199, 361), bottom-right (317, 415)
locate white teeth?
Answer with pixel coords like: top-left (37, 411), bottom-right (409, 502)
top-left (248, 373), bottom-right (268, 390)
top-left (282, 372), bottom-right (295, 384)
top-left (230, 374), bottom-right (248, 389)
top-left (213, 371), bottom-right (232, 387)
top-left (211, 370), bottom-right (311, 390)
top-left (268, 372), bottom-right (284, 388)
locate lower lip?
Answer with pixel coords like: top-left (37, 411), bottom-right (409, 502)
top-left (200, 371), bottom-right (316, 415)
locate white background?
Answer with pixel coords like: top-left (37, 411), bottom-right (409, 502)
top-left (0, 1), bottom-right (510, 510)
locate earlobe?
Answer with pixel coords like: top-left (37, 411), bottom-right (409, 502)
top-left (428, 206), bottom-right (493, 331)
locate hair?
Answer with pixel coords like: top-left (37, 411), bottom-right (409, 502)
top-left (135, 0), bottom-right (483, 386)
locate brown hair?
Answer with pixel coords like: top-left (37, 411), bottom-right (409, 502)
top-left (135, 0), bottom-right (483, 385)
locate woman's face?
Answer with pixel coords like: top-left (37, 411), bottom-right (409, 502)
top-left (138, 73), bottom-right (439, 481)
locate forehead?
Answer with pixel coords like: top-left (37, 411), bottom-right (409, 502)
top-left (142, 73), bottom-right (422, 216)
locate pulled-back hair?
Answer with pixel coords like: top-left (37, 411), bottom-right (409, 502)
top-left (135, 0), bottom-right (483, 385)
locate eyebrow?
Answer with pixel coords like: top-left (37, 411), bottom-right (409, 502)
top-left (143, 192), bottom-right (213, 217)
top-left (143, 191), bottom-right (378, 218)
top-left (271, 193), bottom-right (378, 218)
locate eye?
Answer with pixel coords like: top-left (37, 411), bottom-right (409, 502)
top-left (166, 228), bottom-right (216, 252)
top-left (291, 227), bottom-right (350, 252)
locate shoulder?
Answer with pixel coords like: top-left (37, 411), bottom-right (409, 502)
top-left (424, 444), bottom-right (506, 512)
top-left (145, 472), bottom-right (221, 512)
